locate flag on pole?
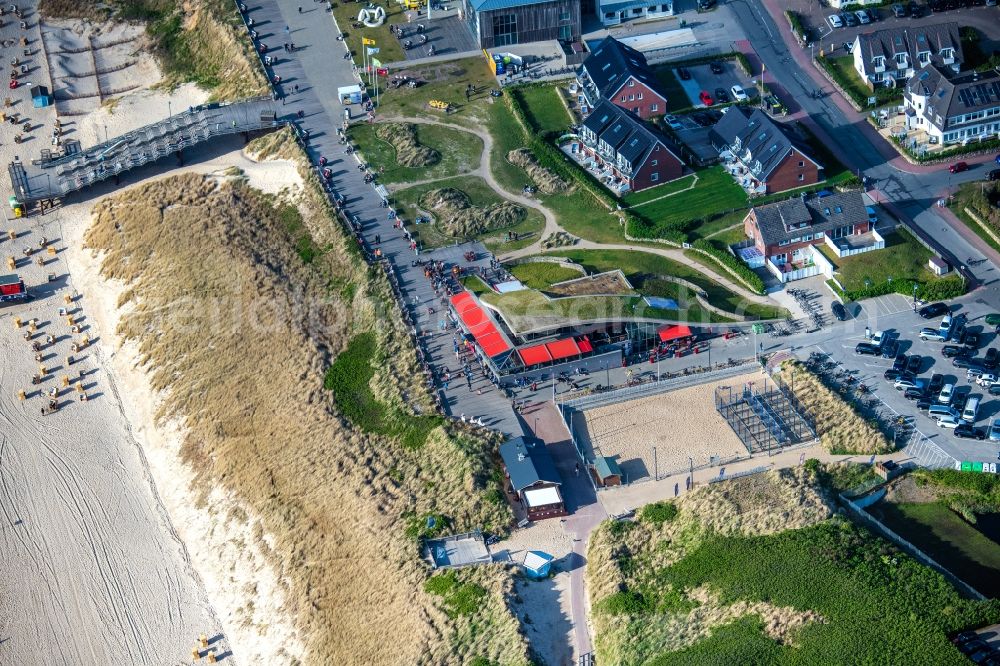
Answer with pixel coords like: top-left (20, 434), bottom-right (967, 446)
top-left (371, 57), bottom-right (382, 68)
top-left (367, 47), bottom-right (380, 56)
top-left (376, 67), bottom-right (388, 76)
top-left (362, 37), bottom-right (376, 46)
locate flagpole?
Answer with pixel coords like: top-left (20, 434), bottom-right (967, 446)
top-left (363, 38), bottom-right (369, 85)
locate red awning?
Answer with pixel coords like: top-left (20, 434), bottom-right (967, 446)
top-left (577, 336), bottom-right (593, 353)
top-left (518, 344), bottom-right (552, 366)
top-left (450, 291), bottom-right (511, 358)
top-left (658, 324), bottom-right (693, 342)
top-left (546, 338), bottom-right (580, 361)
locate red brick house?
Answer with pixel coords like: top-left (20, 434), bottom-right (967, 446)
top-left (710, 107), bottom-right (823, 195)
top-left (578, 100), bottom-right (684, 194)
top-left (577, 36), bottom-right (668, 119)
top-left (743, 191), bottom-right (872, 270)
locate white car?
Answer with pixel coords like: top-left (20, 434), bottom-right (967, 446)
top-left (828, 14), bottom-right (843, 28)
top-left (855, 9), bottom-right (871, 24)
top-left (663, 115), bottom-right (683, 131)
top-left (937, 414), bottom-right (962, 429)
top-left (730, 85), bottom-right (748, 102)
top-left (976, 373), bottom-right (999, 387)
top-left (938, 383), bottom-right (955, 404)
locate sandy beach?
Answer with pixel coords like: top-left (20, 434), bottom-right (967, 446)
top-left (573, 373), bottom-right (764, 482)
top-left (0, 15), bottom-right (304, 665)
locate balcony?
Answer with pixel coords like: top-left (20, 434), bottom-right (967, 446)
top-left (872, 60), bottom-right (886, 73)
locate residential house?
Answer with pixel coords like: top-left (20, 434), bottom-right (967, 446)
top-left (597, 0), bottom-right (672, 27)
top-left (904, 64), bottom-right (1000, 145)
top-left (499, 436), bottom-right (566, 520)
top-left (852, 22), bottom-right (962, 89)
top-left (577, 99), bottom-right (684, 192)
top-left (709, 107), bottom-right (823, 194)
top-left (577, 36), bottom-right (668, 118)
top-left (743, 191), bottom-right (880, 282)
top-left (463, 0), bottom-right (580, 49)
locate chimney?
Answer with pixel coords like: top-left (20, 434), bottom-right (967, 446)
top-left (518, 453), bottom-right (525, 462)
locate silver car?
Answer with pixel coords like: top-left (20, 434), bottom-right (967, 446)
top-left (990, 418), bottom-right (1000, 442)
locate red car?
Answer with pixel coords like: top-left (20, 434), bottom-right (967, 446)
top-left (699, 90), bottom-right (714, 106)
top-left (949, 161), bottom-right (968, 174)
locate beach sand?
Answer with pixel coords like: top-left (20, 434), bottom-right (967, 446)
top-left (0, 18), bottom-right (304, 664)
top-left (573, 373), bottom-right (763, 482)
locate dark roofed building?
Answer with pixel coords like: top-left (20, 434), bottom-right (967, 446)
top-left (576, 99), bottom-right (684, 193)
top-left (904, 63), bottom-right (1000, 145)
top-left (852, 21), bottom-right (962, 89)
top-left (743, 190), bottom-right (874, 278)
top-left (710, 107), bottom-right (822, 194)
top-left (499, 436), bottom-right (566, 520)
top-left (577, 36), bottom-right (668, 118)
top-left (463, 0), bottom-right (580, 50)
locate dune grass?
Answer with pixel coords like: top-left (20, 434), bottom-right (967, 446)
top-left (348, 122), bottom-right (483, 185)
top-left (84, 168), bottom-right (527, 665)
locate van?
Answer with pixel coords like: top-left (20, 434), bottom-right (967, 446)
top-left (963, 396), bottom-right (981, 423)
top-left (929, 405), bottom-right (959, 421)
top-left (938, 383), bottom-right (955, 404)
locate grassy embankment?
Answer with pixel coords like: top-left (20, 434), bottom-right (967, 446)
top-left (588, 467), bottom-right (1000, 665)
top-left (40, 0), bottom-right (268, 99)
top-left (83, 137), bottom-right (528, 664)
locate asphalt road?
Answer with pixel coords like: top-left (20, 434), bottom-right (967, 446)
top-left (730, 0), bottom-right (997, 286)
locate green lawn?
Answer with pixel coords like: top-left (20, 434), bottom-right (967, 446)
top-left (873, 501), bottom-right (1000, 598)
top-left (514, 85), bottom-right (573, 134)
top-left (629, 166), bottom-right (748, 234)
top-left (819, 229), bottom-right (933, 292)
top-left (543, 248), bottom-right (770, 319)
top-left (952, 182), bottom-right (1000, 254)
top-left (485, 101), bottom-right (535, 194)
top-left (374, 57), bottom-right (497, 125)
top-left (390, 175), bottom-right (544, 251)
top-left (625, 520), bottom-right (997, 665)
top-left (654, 66), bottom-right (693, 112)
top-left (509, 262), bottom-right (583, 290)
top-left (347, 123), bottom-right (483, 185)
top-left (621, 173), bottom-right (697, 207)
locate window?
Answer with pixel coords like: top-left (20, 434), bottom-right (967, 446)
top-left (559, 10), bottom-right (570, 21)
top-left (491, 14), bottom-right (517, 47)
top-left (650, 103), bottom-right (658, 112)
top-left (621, 95), bottom-right (627, 102)
top-left (790, 236), bottom-right (801, 244)
top-left (637, 92), bottom-right (643, 100)
top-left (628, 79), bottom-right (635, 87)
top-left (798, 174), bottom-right (804, 181)
top-left (628, 94), bottom-right (634, 101)
top-left (815, 231), bottom-right (824, 239)
top-left (651, 172), bottom-right (659, 182)
top-left (778, 240), bottom-right (790, 247)
top-left (651, 159), bottom-right (658, 166)
top-left (803, 234), bottom-right (813, 242)
top-left (798, 161), bottom-right (804, 167)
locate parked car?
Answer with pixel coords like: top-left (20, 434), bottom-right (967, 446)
top-left (831, 301), bottom-right (847, 321)
top-left (928, 373), bottom-right (945, 395)
top-left (714, 87), bottom-right (730, 103)
top-left (937, 414), bottom-right (963, 429)
top-left (855, 9), bottom-right (871, 23)
top-left (949, 161), bottom-right (969, 174)
top-left (893, 353), bottom-right (908, 371)
top-left (884, 368), bottom-right (903, 381)
top-left (929, 404), bottom-right (959, 420)
top-left (892, 2), bottom-right (907, 16)
top-left (918, 302), bottom-right (949, 319)
top-left (677, 67), bottom-right (691, 80)
top-left (709, 61), bottom-right (723, 74)
top-left (881, 338), bottom-right (899, 358)
top-left (955, 424), bottom-right (988, 440)
top-left (964, 331), bottom-right (981, 349)
top-left (954, 355), bottom-right (985, 369)
top-left (977, 373), bottom-right (999, 387)
top-left (960, 640), bottom-right (991, 656)
top-left (953, 631), bottom-right (980, 645)
top-left (699, 90), bottom-right (714, 106)
top-left (895, 376), bottom-right (925, 391)
top-left (938, 383), bottom-right (955, 404)
top-left (990, 383), bottom-right (1000, 396)
top-left (920, 327), bottom-right (948, 341)
top-left (843, 11), bottom-right (859, 25)
top-left (862, 8), bottom-right (878, 20)
top-left (916, 397), bottom-right (933, 411)
top-left (986, 313), bottom-right (1000, 327)
top-left (855, 342), bottom-right (880, 355)
top-left (730, 84), bottom-right (748, 101)
top-left (988, 168), bottom-right (1000, 182)
top-left (942, 345), bottom-right (965, 358)
top-left (984, 347), bottom-right (998, 369)
top-left (905, 355), bottom-right (923, 374)
top-left (828, 13), bottom-right (844, 27)
top-left (990, 418), bottom-right (1000, 442)
top-left (904, 386), bottom-right (926, 400)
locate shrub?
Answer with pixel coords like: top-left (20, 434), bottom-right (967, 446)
top-left (600, 590), bottom-right (653, 615)
top-left (424, 570), bottom-right (488, 618)
top-left (641, 501), bottom-right (679, 525)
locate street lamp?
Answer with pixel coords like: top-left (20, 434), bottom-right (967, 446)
top-left (912, 282), bottom-right (918, 311)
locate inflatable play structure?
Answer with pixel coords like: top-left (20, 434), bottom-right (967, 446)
top-left (358, 5), bottom-right (386, 26)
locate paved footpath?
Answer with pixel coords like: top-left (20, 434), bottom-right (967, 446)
top-left (243, 0), bottom-right (523, 435)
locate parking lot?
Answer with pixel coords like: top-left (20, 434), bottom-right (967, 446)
top-left (671, 60), bottom-right (755, 108)
top-left (802, 303), bottom-right (1000, 465)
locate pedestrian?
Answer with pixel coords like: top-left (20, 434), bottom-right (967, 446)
top-left (574, 463), bottom-right (580, 476)
top-left (294, 84), bottom-right (299, 93)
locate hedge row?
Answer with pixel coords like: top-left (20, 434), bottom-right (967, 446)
top-left (785, 10), bottom-right (806, 43)
top-left (891, 134), bottom-right (1000, 164)
top-left (691, 239), bottom-right (766, 294)
top-left (842, 274), bottom-right (965, 302)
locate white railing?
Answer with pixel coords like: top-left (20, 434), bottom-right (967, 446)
top-left (823, 229), bottom-right (885, 258)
